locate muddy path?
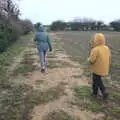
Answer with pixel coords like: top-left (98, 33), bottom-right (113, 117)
top-left (27, 33), bottom-right (104, 120)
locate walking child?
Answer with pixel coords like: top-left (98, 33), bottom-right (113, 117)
top-left (88, 33), bottom-right (111, 100)
top-left (34, 25), bottom-right (52, 73)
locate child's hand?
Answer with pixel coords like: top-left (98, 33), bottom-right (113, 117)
top-left (87, 58), bottom-right (92, 65)
top-left (88, 80), bottom-right (92, 84)
top-left (49, 48), bottom-right (52, 52)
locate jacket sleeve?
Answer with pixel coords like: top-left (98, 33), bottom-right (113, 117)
top-left (47, 34), bottom-right (52, 51)
top-left (88, 48), bottom-right (98, 64)
top-left (109, 48), bottom-right (111, 65)
top-left (34, 34), bottom-right (37, 41)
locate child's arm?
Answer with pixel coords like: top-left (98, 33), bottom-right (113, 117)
top-left (88, 48), bottom-right (98, 64)
top-left (34, 34), bottom-right (37, 42)
top-left (109, 48), bottom-right (111, 66)
top-left (47, 35), bottom-right (52, 52)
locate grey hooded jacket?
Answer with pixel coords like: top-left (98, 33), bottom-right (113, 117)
top-left (34, 25), bottom-right (52, 52)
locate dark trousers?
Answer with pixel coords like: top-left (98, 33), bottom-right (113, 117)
top-left (92, 73), bottom-right (106, 95)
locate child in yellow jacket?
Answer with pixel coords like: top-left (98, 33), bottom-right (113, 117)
top-left (88, 33), bottom-right (111, 100)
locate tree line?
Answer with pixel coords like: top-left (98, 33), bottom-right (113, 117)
top-left (50, 18), bottom-right (120, 31)
top-left (0, 0), bottom-right (34, 52)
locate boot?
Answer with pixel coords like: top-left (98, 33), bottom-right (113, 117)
top-left (41, 68), bottom-right (45, 73)
top-left (103, 92), bottom-right (109, 100)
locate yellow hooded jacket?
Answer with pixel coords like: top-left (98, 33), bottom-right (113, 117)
top-left (88, 33), bottom-right (111, 76)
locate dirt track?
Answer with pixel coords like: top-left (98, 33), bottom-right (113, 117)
top-left (27, 33), bottom-right (104, 120)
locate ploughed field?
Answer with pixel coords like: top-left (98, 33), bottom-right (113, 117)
top-left (56, 31), bottom-right (120, 85)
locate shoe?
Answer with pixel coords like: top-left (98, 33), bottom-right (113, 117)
top-left (41, 69), bottom-right (45, 73)
top-left (91, 93), bottom-right (97, 98)
top-left (103, 93), bottom-right (109, 100)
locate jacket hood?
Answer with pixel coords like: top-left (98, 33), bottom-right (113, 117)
top-left (93, 33), bottom-right (105, 47)
top-left (37, 25), bottom-right (44, 32)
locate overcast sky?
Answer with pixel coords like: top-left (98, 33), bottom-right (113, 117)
top-left (19, 0), bottom-right (120, 24)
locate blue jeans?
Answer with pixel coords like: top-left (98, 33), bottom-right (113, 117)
top-left (39, 51), bottom-right (47, 69)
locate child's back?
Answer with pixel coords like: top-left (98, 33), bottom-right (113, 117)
top-left (88, 33), bottom-right (111, 100)
top-left (89, 33), bottom-right (111, 76)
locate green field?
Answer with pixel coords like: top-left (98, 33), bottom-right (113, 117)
top-left (0, 31), bottom-right (120, 120)
top-left (56, 31), bottom-right (120, 84)
top-left (55, 31), bottom-right (120, 119)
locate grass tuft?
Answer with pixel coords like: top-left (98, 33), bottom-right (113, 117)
top-left (73, 85), bottom-right (120, 120)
